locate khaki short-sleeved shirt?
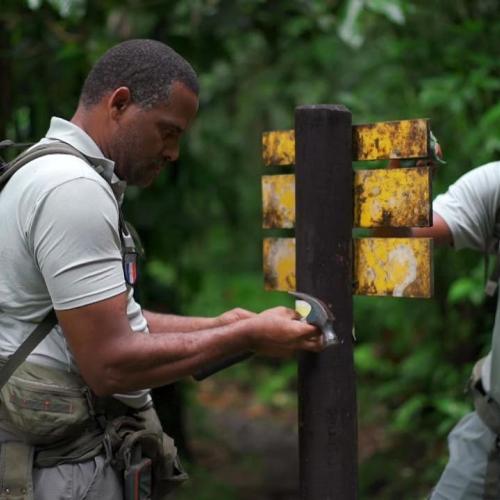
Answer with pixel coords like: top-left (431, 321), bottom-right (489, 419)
top-left (433, 161), bottom-right (500, 391)
top-left (0, 117), bottom-right (150, 408)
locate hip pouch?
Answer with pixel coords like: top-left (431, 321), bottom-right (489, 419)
top-left (0, 361), bottom-right (92, 446)
top-left (107, 407), bottom-right (189, 500)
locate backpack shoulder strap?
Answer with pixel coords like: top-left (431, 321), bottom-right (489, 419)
top-left (0, 142), bottom-right (91, 387)
top-left (0, 142), bottom-right (89, 192)
top-left (0, 311), bottom-right (57, 391)
top-left (0, 140), bottom-right (137, 387)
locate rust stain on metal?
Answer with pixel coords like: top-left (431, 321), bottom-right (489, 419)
top-left (261, 168), bottom-right (431, 229)
top-left (263, 238), bottom-right (296, 291)
top-left (262, 174), bottom-right (295, 228)
top-left (352, 119), bottom-right (429, 161)
top-left (262, 119), bottom-right (429, 165)
top-left (353, 167), bottom-right (432, 228)
top-left (262, 130), bottom-right (296, 166)
top-left (353, 238), bottom-right (433, 298)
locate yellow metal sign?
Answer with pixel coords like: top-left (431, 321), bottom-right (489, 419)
top-left (354, 238), bottom-right (433, 298)
top-left (262, 174), bottom-right (295, 229)
top-left (262, 237), bottom-right (433, 297)
top-left (262, 130), bottom-right (295, 166)
top-left (353, 119), bottom-right (429, 161)
top-left (263, 238), bottom-right (296, 291)
top-left (262, 119), bottom-right (429, 166)
top-left (262, 168), bottom-right (431, 229)
top-left (354, 167), bottom-right (431, 228)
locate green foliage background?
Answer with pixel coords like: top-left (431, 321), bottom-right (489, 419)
top-left (2, 0), bottom-right (500, 497)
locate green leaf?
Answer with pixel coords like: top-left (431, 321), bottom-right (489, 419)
top-left (355, 343), bottom-right (395, 377)
top-left (393, 394), bottom-right (428, 430)
top-left (433, 397), bottom-right (470, 420)
top-left (447, 264), bottom-right (484, 305)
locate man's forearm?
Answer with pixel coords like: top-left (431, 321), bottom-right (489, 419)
top-left (144, 309), bottom-right (218, 333)
top-left (371, 214), bottom-right (453, 247)
top-left (58, 292), bottom-right (320, 397)
top-left (102, 320), bottom-right (252, 394)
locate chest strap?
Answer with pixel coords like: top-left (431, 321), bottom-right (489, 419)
top-left (0, 312), bottom-right (56, 392)
top-left (0, 141), bottom-right (133, 390)
top-left (0, 442), bottom-right (34, 500)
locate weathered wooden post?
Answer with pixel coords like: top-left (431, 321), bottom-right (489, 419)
top-left (261, 113), bottom-right (434, 498)
top-left (295, 105), bottom-right (357, 499)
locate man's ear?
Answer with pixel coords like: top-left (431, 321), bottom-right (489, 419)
top-left (108, 87), bottom-right (132, 120)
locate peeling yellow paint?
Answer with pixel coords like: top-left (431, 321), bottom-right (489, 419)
top-left (260, 167), bottom-right (431, 229)
top-left (353, 119), bottom-right (429, 161)
top-left (262, 237), bottom-right (433, 297)
top-left (354, 238), bottom-right (433, 298)
top-left (263, 238), bottom-right (296, 291)
top-left (262, 174), bottom-right (295, 228)
top-left (354, 167), bottom-right (432, 228)
top-left (262, 130), bottom-right (295, 166)
top-left (262, 119), bottom-right (430, 165)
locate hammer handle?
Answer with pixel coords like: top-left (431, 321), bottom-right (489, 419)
top-left (192, 351), bottom-right (253, 381)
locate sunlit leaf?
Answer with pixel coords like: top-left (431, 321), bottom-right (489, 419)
top-left (367, 0), bottom-right (405, 25)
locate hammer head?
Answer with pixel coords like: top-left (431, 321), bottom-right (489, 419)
top-left (288, 291), bottom-right (339, 347)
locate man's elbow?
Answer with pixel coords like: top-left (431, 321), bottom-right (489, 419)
top-left (81, 360), bottom-right (132, 397)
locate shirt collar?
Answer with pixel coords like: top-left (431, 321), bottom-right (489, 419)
top-left (44, 117), bottom-right (127, 202)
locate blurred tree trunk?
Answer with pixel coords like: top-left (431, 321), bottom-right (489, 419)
top-left (153, 384), bottom-right (192, 461)
top-left (0, 19), bottom-right (11, 139)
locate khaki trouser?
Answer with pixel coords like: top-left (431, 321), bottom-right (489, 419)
top-left (0, 427), bottom-right (122, 500)
top-left (33, 455), bottom-right (122, 500)
top-left (430, 411), bottom-right (497, 499)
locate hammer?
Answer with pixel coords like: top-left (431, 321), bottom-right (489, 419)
top-left (193, 291), bottom-right (338, 381)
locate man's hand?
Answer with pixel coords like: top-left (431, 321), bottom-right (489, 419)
top-left (245, 306), bottom-right (324, 358)
top-left (215, 307), bottom-right (257, 326)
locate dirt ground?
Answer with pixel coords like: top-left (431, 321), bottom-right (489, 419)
top-left (178, 378), bottom-right (387, 500)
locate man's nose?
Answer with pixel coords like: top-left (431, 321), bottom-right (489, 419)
top-left (163, 144), bottom-right (180, 163)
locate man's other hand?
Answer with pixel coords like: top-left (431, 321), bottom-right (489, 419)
top-left (216, 307), bottom-right (257, 326)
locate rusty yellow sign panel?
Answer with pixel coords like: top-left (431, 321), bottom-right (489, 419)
top-left (354, 238), bottom-right (433, 298)
top-left (262, 130), bottom-right (295, 166)
top-left (353, 119), bottom-right (429, 161)
top-left (262, 119), bottom-right (429, 166)
top-left (262, 167), bottom-right (431, 229)
top-left (262, 174), bottom-right (295, 228)
top-left (263, 237), bottom-right (433, 297)
top-left (263, 238), bottom-right (296, 291)
top-left (354, 167), bottom-right (432, 228)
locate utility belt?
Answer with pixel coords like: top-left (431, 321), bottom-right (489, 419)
top-left (0, 360), bottom-right (187, 500)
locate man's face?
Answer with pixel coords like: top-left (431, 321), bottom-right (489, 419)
top-left (109, 82), bottom-right (199, 187)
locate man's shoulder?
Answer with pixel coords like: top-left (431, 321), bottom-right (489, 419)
top-left (450, 161), bottom-right (500, 192)
top-left (467, 160), bottom-right (500, 177)
top-left (20, 148), bottom-right (105, 184)
top-left (471, 160), bottom-right (500, 174)
top-left (6, 148), bottom-right (112, 200)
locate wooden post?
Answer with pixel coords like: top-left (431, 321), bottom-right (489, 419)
top-left (295, 105), bottom-right (357, 499)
